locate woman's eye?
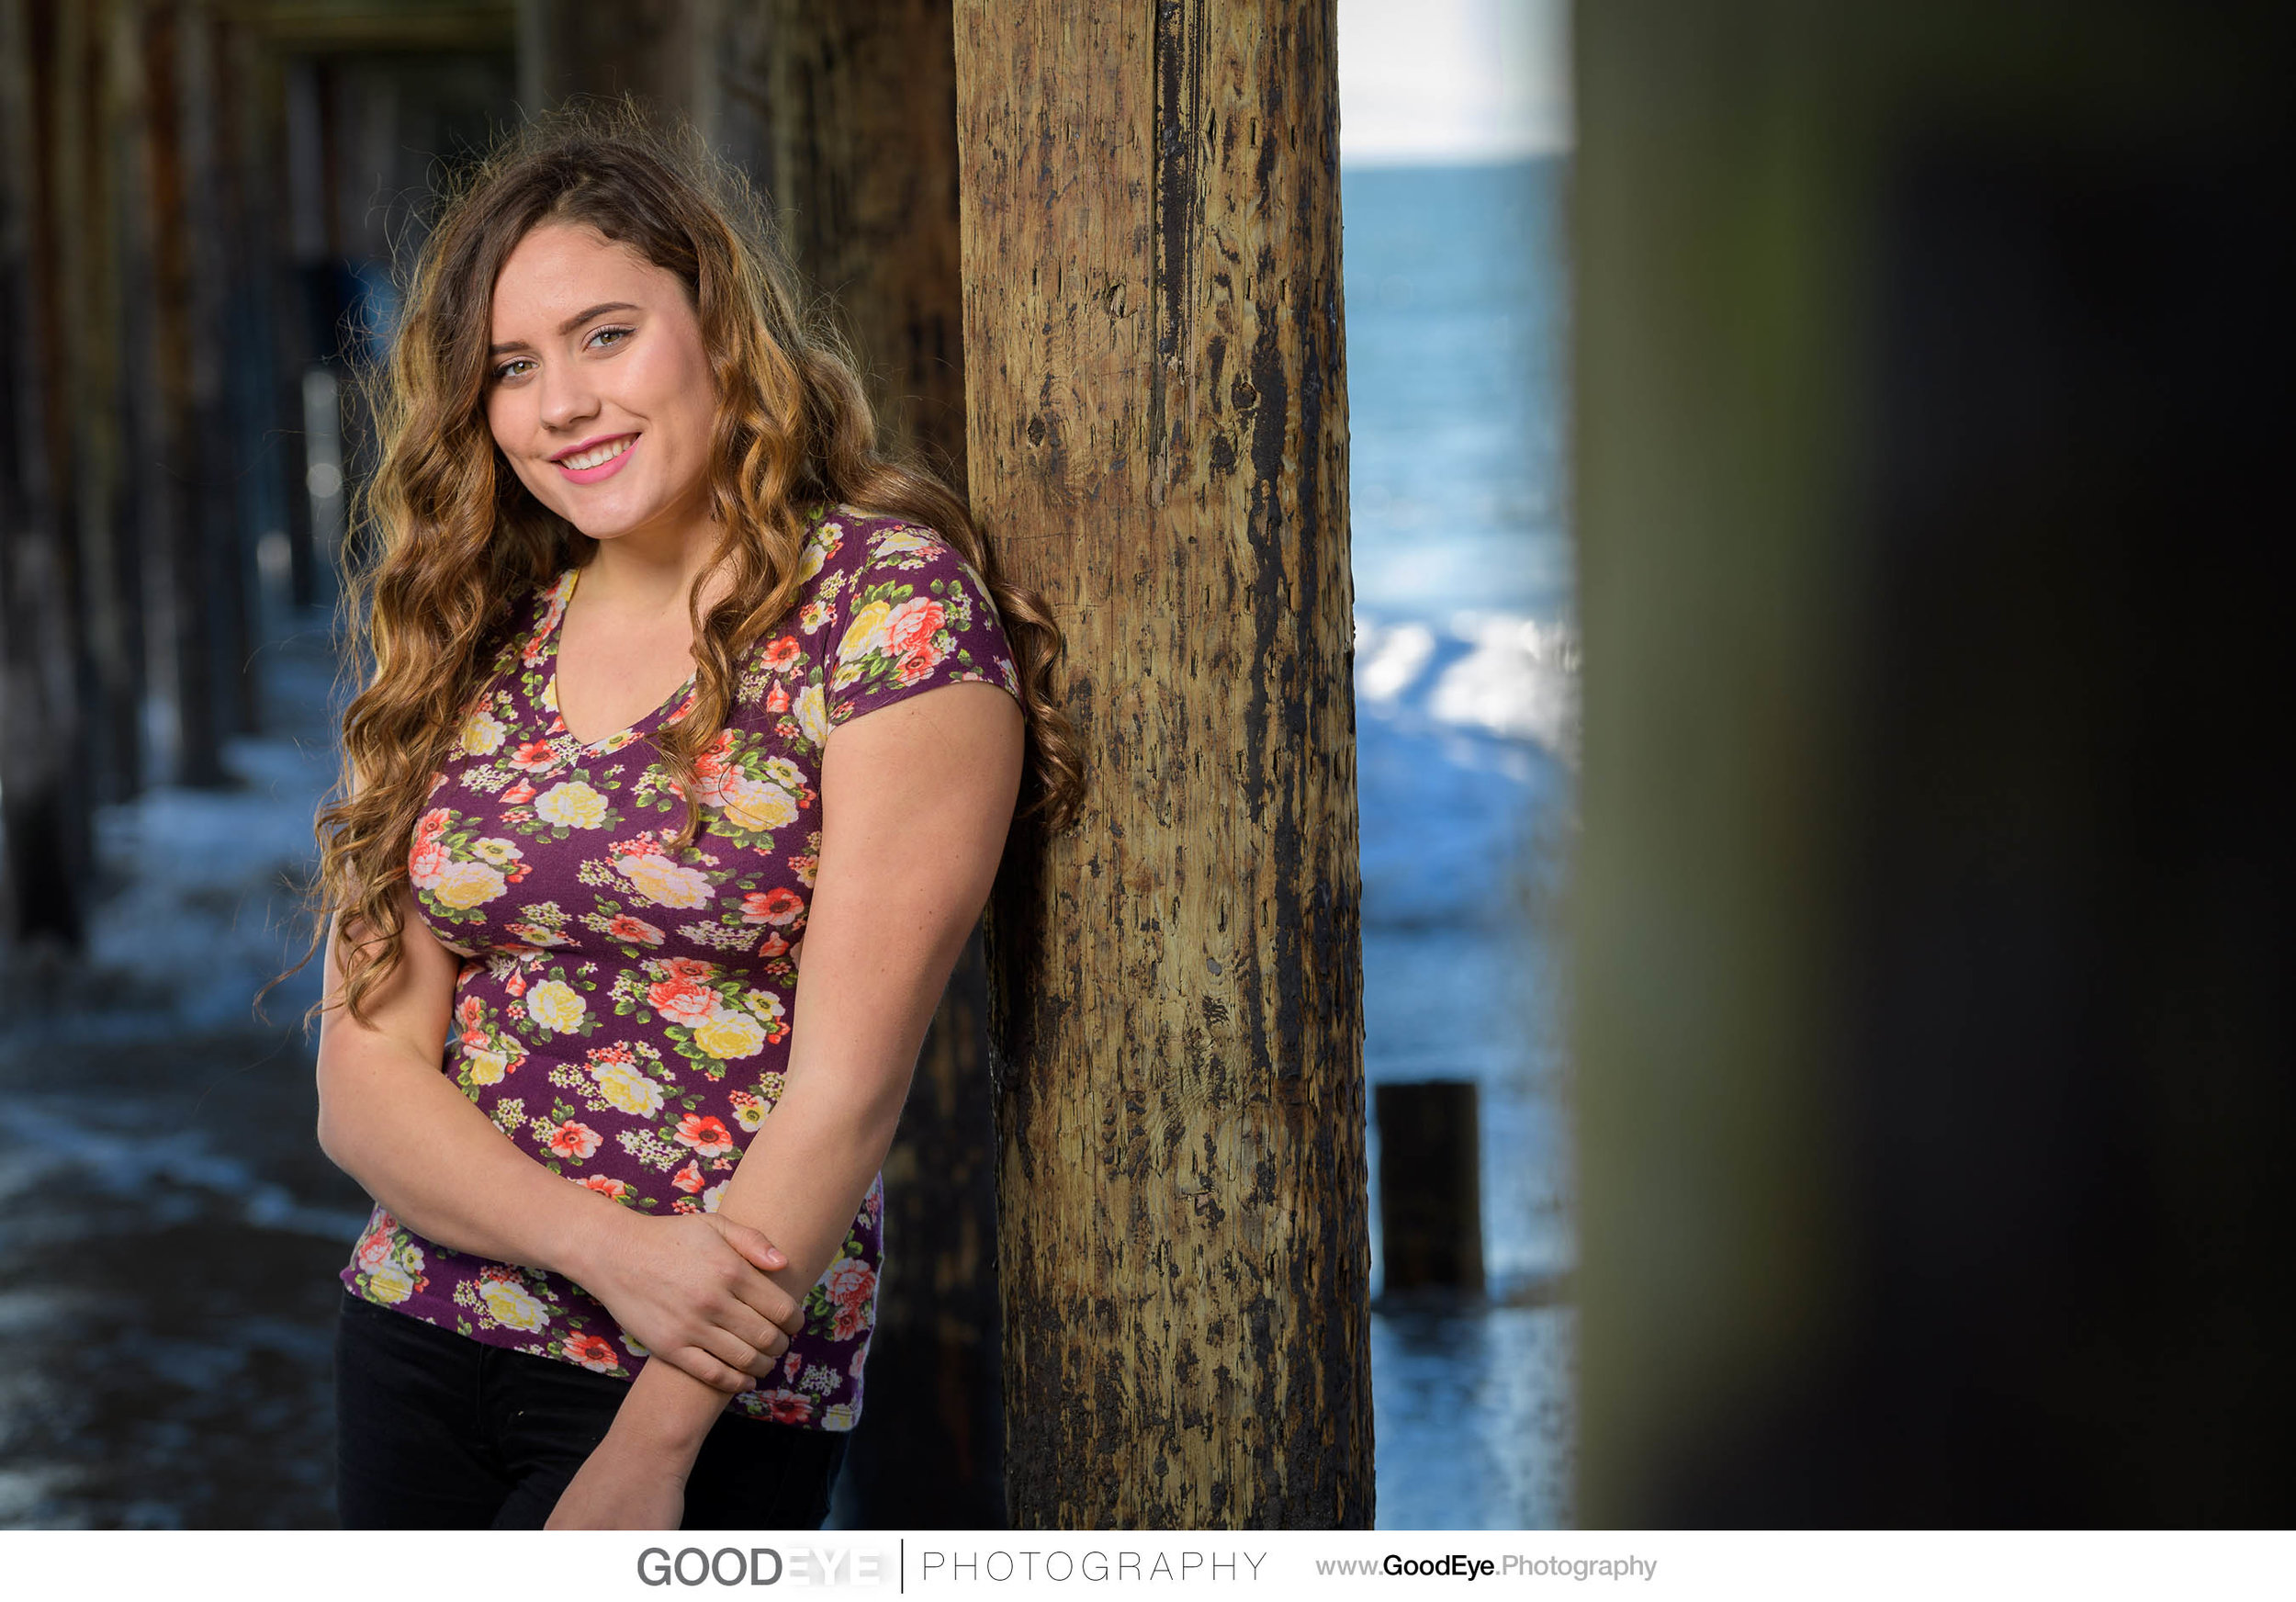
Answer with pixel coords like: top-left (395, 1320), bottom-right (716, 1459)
top-left (589, 325), bottom-right (633, 350)
top-left (494, 357), bottom-right (534, 381)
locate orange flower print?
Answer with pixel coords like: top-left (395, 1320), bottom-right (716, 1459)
top-left (741, 888), bottom-right (805, 927)
top-left (606, 913), bottom-right (666, 946)
top-left (647, 971), bottom-right (717, 1025)
top-left (580, 1174), bottom-right (633, 1201)
top-left (546, 1121), bottom-right (602, 1161)
top-left (761, 636), bottom-right (801, 671)
top-left (354, 1221), bottom-right (394, 1273)
top-left (563, 1333), bottom-right (619, 1372)
top-left (824, 1258), bottom-right (877, 1341)
top-left (884, 596), bottom-right (947, 660)
top-left (761, 1390), bottom-right (814, 1427)
top-left (671, 1160), bottom-right (705, 1194)
top-left (675, 1113), bottom-right (735, 1158)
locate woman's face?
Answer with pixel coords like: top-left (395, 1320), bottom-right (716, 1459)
top-left (485, 221), bottom-right (717, 547)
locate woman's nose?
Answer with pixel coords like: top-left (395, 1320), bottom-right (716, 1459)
top-left (537, 363), bottom-right (600, 432)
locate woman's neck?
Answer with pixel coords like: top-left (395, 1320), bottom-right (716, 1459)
top-left (577, 507), bottom-right (731, 624)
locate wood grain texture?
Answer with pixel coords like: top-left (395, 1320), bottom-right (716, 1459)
top-left (954, 0), bottom-right (1370, 1529)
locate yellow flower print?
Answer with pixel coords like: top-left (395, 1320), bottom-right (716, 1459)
top-left (525, 979), bottom-right (587, 1034)
top-left (691, 1004), bottom-right (767, 1061)
top-left (838, 600), bottom-right (892, 662)
top-left (741, 988), bottom-right (786, 1031)
top-left (458, 708), bottom-right (507, 756)
top-left (433, 859), bottom-right (508, 910)
top-left (721, 775), bottom-right (798, 832)
top-left (469, 837), bottom-right (523, 867)
top-left (619, 852), bottom-right (716, 908)
top-left (591, 1060), bottom-right (667, 1118)
top-left (535, 780), bottom-right (609, 829)
top-left (820, 1403), bottom-right (859, 1432)
top-left (367, 1262), bottom-right (415, 1304)
top-left (478, 1276), bottom-right (550, 1332)
top-left (794, 683), bottom-right (827, 746)
top-left (464, 1046), bottom-right (511, 1086)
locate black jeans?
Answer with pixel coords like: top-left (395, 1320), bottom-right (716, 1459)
top-left (333, 1290), bottom-right (846, 1530)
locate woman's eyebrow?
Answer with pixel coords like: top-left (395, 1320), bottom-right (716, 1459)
top-left (488, 302), bottom-right (642, 355)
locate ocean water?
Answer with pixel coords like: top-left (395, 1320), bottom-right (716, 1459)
top-left (1345, 155), bottom-right (1577, 1529)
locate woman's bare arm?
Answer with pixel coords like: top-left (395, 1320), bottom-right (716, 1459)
top-left (544, 678), bottom-right (1026, 1528)
top-left (314, 880), bottom-right (807, 1390)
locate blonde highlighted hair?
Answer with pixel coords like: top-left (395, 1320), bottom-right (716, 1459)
top-left (272, 105), bottom-right (1082, 1030)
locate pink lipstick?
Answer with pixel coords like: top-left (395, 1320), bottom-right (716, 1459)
top-left (553, 433), bottom-right (639, 484)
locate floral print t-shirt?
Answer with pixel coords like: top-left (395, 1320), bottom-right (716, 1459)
top-left (339, 502), bottom-right (1021, 1432)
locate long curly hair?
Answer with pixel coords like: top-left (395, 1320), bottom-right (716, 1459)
top-left (272, 106), bottom-right (1083, 1031)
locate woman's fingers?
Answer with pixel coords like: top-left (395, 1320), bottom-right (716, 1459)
top-left (673, 1345), bottom-right (758, 1396)
top-left (728, 1277), bottom-right (806, 1340)
top-left (703, 1216), bottom-right (788, 1272)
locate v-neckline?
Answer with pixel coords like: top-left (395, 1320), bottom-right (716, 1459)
top-left (539, 566), bottom-right (700, 754)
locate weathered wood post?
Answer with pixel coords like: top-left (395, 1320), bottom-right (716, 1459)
top-left (955, 0), bottom-right (1372, 1527)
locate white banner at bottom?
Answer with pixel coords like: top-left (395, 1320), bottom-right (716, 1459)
top-left (2, 1528), bottom-right (2289, 1601)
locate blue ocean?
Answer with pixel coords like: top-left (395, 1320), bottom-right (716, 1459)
top-left (1345, 155), bottom-right (1575, 1529)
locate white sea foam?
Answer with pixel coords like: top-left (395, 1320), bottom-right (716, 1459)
top-left (1356, 619), bottom-right (1437, 704)
top-left (1356, 608), bottom-right (1581, 766)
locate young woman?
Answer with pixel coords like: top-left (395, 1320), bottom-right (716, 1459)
top-left (291, 110), bottom-right (1081, 1530)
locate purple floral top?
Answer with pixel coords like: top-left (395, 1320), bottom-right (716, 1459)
top-left (338, 502), bottom-right (1021, 1431)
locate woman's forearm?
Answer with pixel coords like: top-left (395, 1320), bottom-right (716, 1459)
top-left (591, 1067), bottom-right (910, 1456)
top-left (317, 1032), bottom-right (622, 1282)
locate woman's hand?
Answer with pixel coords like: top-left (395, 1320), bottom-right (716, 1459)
top-left (569, 1209), bottom-right (811, 1393)
top-left (543, 1433), bottom-right (688, 1530)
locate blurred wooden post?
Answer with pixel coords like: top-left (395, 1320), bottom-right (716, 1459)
top-left (1574, 0), bottom-right (2296, 1526)
top-left (0, 0), bottom-right (90, 946)
top-left (51, 0), bottom-right (143, 807)
top-left (1375, 1081), bottom-right (1484, 1295)
top-left (518, 0), bottom-right (703, 120)
top-left (121, 0), bottom-right (229, 787)
top-left (956, 0), bottom-right (1372, 1528)
top-left (175, 1), bottom-right (258, 741)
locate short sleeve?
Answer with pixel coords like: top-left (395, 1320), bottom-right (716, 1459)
top-left (826, 525), bottom-right (1024, 729)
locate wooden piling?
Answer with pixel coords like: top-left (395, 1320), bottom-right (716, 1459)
top-left (1375, 1080), bottom-right (1485, 1296)
top-left (955, 0), bottom-right (1372, 1529)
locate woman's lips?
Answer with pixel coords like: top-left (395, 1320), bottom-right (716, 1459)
top-left (554, 434), bottom-right (638, 484)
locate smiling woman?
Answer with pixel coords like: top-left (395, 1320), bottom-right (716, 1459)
top-left (273, 106), bottom-right (1086, 1530)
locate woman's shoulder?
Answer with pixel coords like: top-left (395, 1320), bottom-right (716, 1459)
top-left (805, 501), bottom-right (959, 570)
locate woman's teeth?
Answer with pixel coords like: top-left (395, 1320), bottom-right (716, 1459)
top-left (562, 436), bottom-right (634, 470)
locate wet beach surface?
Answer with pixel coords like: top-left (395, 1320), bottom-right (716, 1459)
top-left (0, 626), bottom-right (358, 1528)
